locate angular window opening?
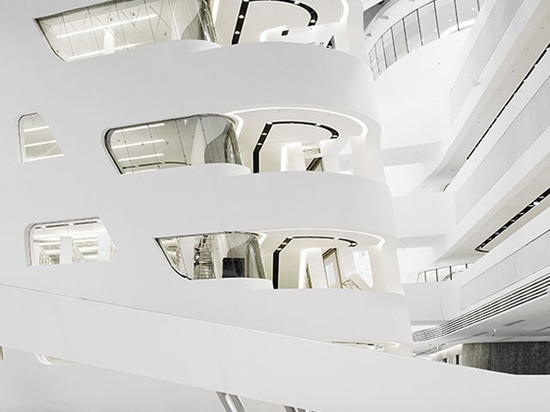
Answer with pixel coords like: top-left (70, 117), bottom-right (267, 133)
top-left (158, 232), bottom-right (266, 280)
top-left (19, 113), bottom-right (63, 162)
top-left (106, 114), bottom-right (242, 174)
top-left (37, 0), bottom-right (216, 62)
top-left (28, 218), bottom-right (115, 266)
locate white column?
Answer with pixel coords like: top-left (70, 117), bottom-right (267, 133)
top-left (103, 29), bottom-right (115, 55)
top-left (336, 248), bottom-right (356, 280)
top-left (363, 136), bottom-right (386, 183)
top-left (281, 143), bottom-right (305, 171)
top-left (98, 231), bottom-right (112, 261)
top-left (368, 239), bottom-right (403, 294)
top-left (319, 139), bottom-right (340, 173)
top-left (350, 135), bottom-right (370, 178)
top-left (59, 236), bottom-right (74, 265)
top-left (190, 120), bottom-right (206, 165)
top-left (303, 249), bottom-right (327, 289)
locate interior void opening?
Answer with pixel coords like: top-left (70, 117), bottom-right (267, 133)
top-left (106, 114), bottom-right (242, 174)
top-left (157, 232), bottom-right (266, 280)
top-left (19, 113), bottom-right (63, 163)
top-left (28, 218), bottom-right (115, 266)
top-left (36, 0), bottom-right (216, 62)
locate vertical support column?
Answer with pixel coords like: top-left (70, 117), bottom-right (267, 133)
top-left (335, 248), bottom-right (356, 280)
top-left (32, 242), bottom-right (41, 266)
top-left (190, 120), bottom-right (207, 165)
top-left (319, 139), bottom-right (340, 173)
top-left (368, 239), bottom-right (403, 294)
top-left (281, 143), bottom-right (306, 171)
top-left (104, 29), bottom-right (115, 54)
top-left (59, 236), bottom-right (74, 264)
top-left (98, 231), bottom-right (112, 261)
top-left (349, 135), bottom-right (370, 178)
top-left (303, 249), bottom-right (327, 289)
top-left (364, 136), bottom-right (386, 183)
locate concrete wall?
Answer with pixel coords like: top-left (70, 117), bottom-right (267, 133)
top-left (462, 342), bottom-right (550, 375)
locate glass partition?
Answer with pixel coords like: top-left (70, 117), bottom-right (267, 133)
top-left (106, 114), bottom-right (242, 174)
top-left (28, 218), bottom-right (115, 266)
top-left (158, 232), bottom-right (266, 280)
top-left (37, 0), bottom-right (215, 62)
top-left (19, 113), bottom-right (63, 162)
top-left (368, 0), bottom-right (482, 78)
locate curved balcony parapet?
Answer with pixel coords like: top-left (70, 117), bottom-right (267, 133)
top-left (365, 0), bottom-right (483, 79)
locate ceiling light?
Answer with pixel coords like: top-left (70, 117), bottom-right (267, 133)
top-left (25, 140), bottom-right (57, 148)
top-left (22, 125), bottom-right (49, 133)
top-left (57, 14), bottom-right (159, 38)
top-left (118, 153), bottom-right (164, 162)
top-left (111, 138), bottom-right (165, 149)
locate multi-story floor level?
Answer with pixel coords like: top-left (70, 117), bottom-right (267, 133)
top-left (0, 0), bottom-right (548, 410)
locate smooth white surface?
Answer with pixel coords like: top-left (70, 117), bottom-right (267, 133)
top-left (0, 284), bottom-right (548, 411)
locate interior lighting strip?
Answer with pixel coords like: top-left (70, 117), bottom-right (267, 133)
top-left (272, 235), bottom-right (357, 288)
top-left (467, 43), bottom-right (550, 160)
top-left (475, 187), bottom-right (550, 253)
top-left (253, 121), bottom-right (339, 173)
top-left (57, 13), bottom-right (159, 38)
top-left (231, 0), bottom-right (318, 44)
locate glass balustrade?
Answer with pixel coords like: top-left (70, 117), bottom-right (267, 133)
top-left (368, 0), bottom-right (483, 78)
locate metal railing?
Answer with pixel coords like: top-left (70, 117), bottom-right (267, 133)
top-left (367, 0), bottom-right (483, 78)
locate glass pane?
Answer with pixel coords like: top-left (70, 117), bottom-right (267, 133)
top-left (37, 0), bottom-right (215, 62)
top-left (19, 113), bottom-right (63, 162)
top-left (375, 40), bottom-right (386, 73)
top-left (382, 31), bottom-right (396, 67)
top-left (418, 2), bottom-right (439, 45)
top-left (106, 114), bottom-right (242, 174)
top-left (368, 49), bottom-right (379, 78)
top-left (29, 219), bottom-right (115, 266)
top-left (436, 0), bottom-right (458, 38)
top-left (456, 0), bottom-right (480, 30)
top-left (392, 20), bottom-right (408, 59)
top-left (158, 232), bottom-right (266, 280)
top-left (404, 11), bottom-right (422, 52)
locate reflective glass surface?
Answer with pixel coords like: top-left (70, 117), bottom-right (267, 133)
top-left (418, 2), bottom-right (439, 44)
top-left (404, 11), bottom-right (422, 52)
top-left (436, 0), bottom-right (459, 38)
top-left (106, 114), bottom-right (242, 174)
top-left (37, 0), bottom-right (215, 61)
top-left (28, 219), bottom-right (115, 266)
top-left (382, 31), bottom-right (396, 67)
top-left (158, 232), bottom-right (266, 280)
top-left (19, 113), bottom-right (63, 162)
top-left (392, 20), bottom-right (408, 59)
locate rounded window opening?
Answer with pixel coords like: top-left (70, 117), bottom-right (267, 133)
top-left (36, 0), bottom-right (216, 62)
top-left (28, 218), bottom-right (115, 266)
top-left (157, 232), bottom-right (265, 280)
top-left (106, 114), bottom-right (242, 174)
